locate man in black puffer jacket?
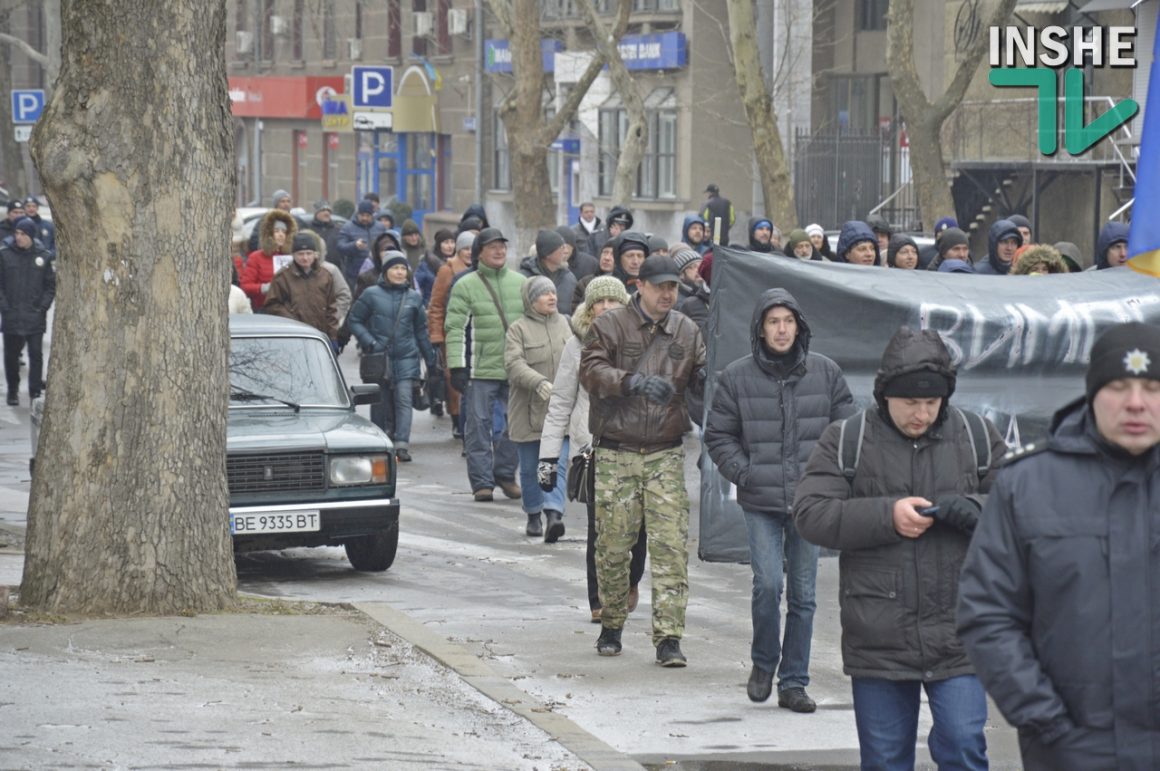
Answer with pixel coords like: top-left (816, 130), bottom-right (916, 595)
top-left (958, 321), bottom-right (1160, 771)
top-left (793, 326), bottom-right (1005, 771)
top-left (705, 288), bottom-right (855, 713)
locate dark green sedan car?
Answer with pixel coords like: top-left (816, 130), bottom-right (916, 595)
top-left (228, 315), bottom-right (399, 571)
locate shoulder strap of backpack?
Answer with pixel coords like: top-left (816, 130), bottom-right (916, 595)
top-left (954, 407), bottom-right (991, 479)
top-left (837, 409), bottom-right (867, 482)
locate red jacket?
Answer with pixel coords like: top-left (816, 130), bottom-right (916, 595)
top-left (241, 250), bottom-right (276, 309)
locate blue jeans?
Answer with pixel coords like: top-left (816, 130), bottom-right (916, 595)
top-left (370, 378), bottom-right (414, 448)
top-left (851, 675), bottom-right (988, 771)
top-left (515, 439), bottom-right (568, 515)
top-left (743, 509), bottom-right (818, 690)
top-left (463, 379), bottom-right (519, 493)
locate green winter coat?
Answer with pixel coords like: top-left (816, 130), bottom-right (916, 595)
top-left (444, 263), bottom-right (526, 380)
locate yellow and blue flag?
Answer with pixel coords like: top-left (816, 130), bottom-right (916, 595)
top-left (1129, 12), bottom-right (1160, 276)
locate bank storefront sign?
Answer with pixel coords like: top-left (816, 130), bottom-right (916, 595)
top-left (485, 32), bottom-right (687, 74)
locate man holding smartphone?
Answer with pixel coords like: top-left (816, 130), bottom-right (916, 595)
top-left (793, 326), bottom-right (1005, 771)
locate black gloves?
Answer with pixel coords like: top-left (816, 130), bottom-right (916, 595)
top-left (537, 458), bottom-right (559, 491)
top-left (450, 368), bottom-right (469, 394)
top-left (935, 495), bottom-right (982, 534)
top-left (627, 374), bottom-right (675, 406)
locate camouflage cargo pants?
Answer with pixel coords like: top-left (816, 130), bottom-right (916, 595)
top-left (595, 446), bottom-right (689, 644)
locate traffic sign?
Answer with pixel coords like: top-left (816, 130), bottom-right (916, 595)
top-left (14, 125), bottom-right (30, 143)
top-left (353, 111), bottom-right (393, 131)
top-left (11, 89), bottom-right (44, 124)
top-left (351, 66), bottom-right (393, 110)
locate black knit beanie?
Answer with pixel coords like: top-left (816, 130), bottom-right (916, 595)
top-left (1086, 322), bottom-right (1160, 403)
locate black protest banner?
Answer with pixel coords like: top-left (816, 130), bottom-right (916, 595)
top-left (698, 246), bottom-right (1160, 563)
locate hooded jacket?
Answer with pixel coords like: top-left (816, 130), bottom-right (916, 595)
top-left (886, 234), bottom-right (919, 268)
top-left (705, 289), bottom-right (855, 514)
top-left (677, 280), bottom-right (711, 334)
top-left (1095, 221), bottom-right (1130, 270)
top-left (262, 252), bottom-right (340, 340)
top-left (355, 230), bottom-right (403, 301)
top-left (590, 205), bottom-right (633, 256)
top-left (519, 254), bottom-right (578, 316)
top-left (241, 209), bottom-right (298, 310)
top-left (682, 213), bottom-right (710, 255)
top-left (580, 298), bottom-right (706, 452)
top-left (958, 397), bottom-right (1160, 767)
top-left (835, 221), bottom-right (881, 265)
top-left (444, 259), bottom-right (526, 381)
top-left (503, 280), bottom-right (573, 442)
top-left (746, 216), bottom-right (775, 253)
top-left (793, 327), bottom-right (1005, 681)
top-left (347, 276), bottom-right (437, 383)
top-left (460, 203), bottom-right (490, 230)
top-left (297, 228), bottom-right (351, 323)
top-left (400, 221), bottom-right (427, 272)
top-left (338, 214), bottom-right (388, 285)
top-left (416, 229), bottom-right (454, 306)
top-left (975, 219), bottom-right (1021, 275)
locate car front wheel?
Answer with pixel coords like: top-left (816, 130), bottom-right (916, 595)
top-left (344, 523), bottom-right (399, 571)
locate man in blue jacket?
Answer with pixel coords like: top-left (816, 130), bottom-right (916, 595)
top-left (705, 289), bottom-right (855, 712)
top-left (337, 200), bottom-right (386, 288)
top-left (958, 321), bottom-right (1160, 771)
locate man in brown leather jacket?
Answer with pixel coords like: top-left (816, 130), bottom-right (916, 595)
top-left (580, 254), bottom-right (706, 667)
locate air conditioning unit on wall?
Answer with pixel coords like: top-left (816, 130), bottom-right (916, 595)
top-left (412, 11), bottom-right (434, 38)
top-left (448, 8), bottom-right (468, 36)
top-left (270, 15), bottom-right (288, 36)
top-left (348, 37), bottom-right (362, 60)
top-left (236, 30), bottom-right (254, 54)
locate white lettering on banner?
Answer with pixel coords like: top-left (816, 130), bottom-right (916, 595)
top-left (919, 295), bottom-right (1160, 371)
top-left (492, 47), bottom-right (512, 65)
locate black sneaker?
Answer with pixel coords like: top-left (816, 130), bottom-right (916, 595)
top-left (655, 637), bottom-right (687, 667)
top-left (747, 665), bottom-right (773, 702)
top-left (430, 401), bottom-right (444, 417)
top-left (595, 626), bottom-right (622, 656)
top-left (777, 687), bottom-right (817, 713)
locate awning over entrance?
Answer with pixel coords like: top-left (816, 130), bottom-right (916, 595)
top-left (392, 66), bottom-right (439, 134)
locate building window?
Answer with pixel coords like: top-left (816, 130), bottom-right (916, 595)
top-left (292, 0), bottom-right (304, 60)
top-left (413, 0), bottom-right (428, 57)
top-left (632, 0), bottom-right (678, 12)
top-left (258, 0), bottom-right (274, 62)
top-left (436, 0), bottom-right (451, 54)
top-left (542, 0), bottom-right (576, 19)
top-left (494, 113), bottom-right (510, 191)
top-left (355, 1), bottom-right (363, 38)
top-left (388, 0), bottom-right (402, 59)
top-left (597, 89), bottom-right (677, 200)
top-left (857, 0), bottom-right (888, 31)
top-left (322, 1), bottom-right (336, 59)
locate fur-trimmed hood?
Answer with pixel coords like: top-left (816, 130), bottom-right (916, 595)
top-left (259, 209), bottom-right (298, 256)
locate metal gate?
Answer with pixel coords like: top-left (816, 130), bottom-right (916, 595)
top-left (793, 130), bottom-right (885, 229)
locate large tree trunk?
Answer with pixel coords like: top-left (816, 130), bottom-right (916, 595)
top-left (887, 0), bottom-right (1018, 228)
top-left (21, 0), bottom-right (237, 614)
top-left (727, 0), bottom-right (796, 231)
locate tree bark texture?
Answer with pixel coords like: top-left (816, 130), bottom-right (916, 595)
top-left (887, 0), bottom-right (1018, 227)
top-left (727, 0), bottom-right (797, 231)
top-left (577, 0), bottom-right (645, 206)
top-left (491, 0), bottom-right (630, 252)
top-left (21, 0), bottom-right (237, 614)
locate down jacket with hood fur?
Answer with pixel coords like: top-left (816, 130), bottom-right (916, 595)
top-left (242, 209), bottom-right (297, 310)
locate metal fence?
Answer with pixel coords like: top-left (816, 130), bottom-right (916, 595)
top-left (793, 130), bottom-right (885, 229)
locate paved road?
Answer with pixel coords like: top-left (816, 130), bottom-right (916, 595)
top-left (0, 347), bottom-right (1023, 769)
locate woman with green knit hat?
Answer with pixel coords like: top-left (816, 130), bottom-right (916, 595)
top-left (539, 276), bottom-right (647, 621)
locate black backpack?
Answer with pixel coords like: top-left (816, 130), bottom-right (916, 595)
top-left (836, 407), bottom-right (992, 482)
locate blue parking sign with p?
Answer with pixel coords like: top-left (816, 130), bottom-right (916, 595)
top-left (11, 89), bottom-right (44, 124)
top-left (351, 66), bottom-right (393, 109)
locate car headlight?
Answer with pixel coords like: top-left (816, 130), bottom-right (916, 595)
top-left (329, 455), bottom-right (389, 486)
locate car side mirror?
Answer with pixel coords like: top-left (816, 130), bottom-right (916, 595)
top-left (351, 383), bottom-right (381, 405)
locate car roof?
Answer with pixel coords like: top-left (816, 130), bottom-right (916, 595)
top-left (229, 314), bottom-right (330, 341)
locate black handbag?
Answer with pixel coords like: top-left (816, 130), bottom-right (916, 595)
top-left (359, 351), bottom-right (388, 383)
top-left (412, 379), bottom-right (431, 411)
top-left (566, 449), bottom-right (594, 503)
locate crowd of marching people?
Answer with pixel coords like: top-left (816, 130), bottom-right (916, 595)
top-left (227, 186), bottom-right (1157, 769)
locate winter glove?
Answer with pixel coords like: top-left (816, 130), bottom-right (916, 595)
top-left (260, 282), bottom-right (271, 294)
top-left (536, 380), bottom-right (554, 401)
top-left (627, 373), bottom-right (676, 406)
top-left (450, 368), bottom-right (469, 394)
top-left (935, 495), bottom-right (982, 534)
top-left (537, 458), bottom-right (559, 492)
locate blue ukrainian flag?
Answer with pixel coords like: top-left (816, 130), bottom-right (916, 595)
top-left (1130, 12), bottom-right (1160, 276)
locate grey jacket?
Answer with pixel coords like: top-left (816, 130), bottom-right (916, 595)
top-left (957, 398), bottom-right (1160, 769)
top-left (705, 288), bottom-right (855, 514)
top-left (793, 328), bottom-right (1005, 680)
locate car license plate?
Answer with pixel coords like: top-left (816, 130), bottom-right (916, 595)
top-left (230, 510), bottom-right (321, 535)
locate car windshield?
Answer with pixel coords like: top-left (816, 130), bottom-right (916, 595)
top-left (229, 336), bottom-right (349, 408)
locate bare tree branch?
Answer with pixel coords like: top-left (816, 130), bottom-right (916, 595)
top-left (0, 31), bottom-right (47, 66)
top-left (486, 0), bottom-right (515, 37)
top-left (931, 0), bottom-right (1019, 121)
